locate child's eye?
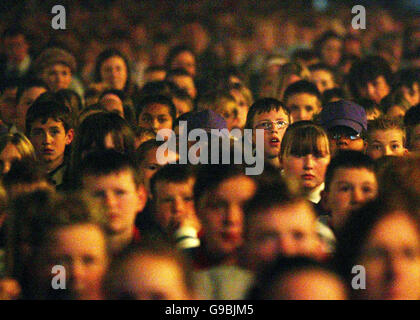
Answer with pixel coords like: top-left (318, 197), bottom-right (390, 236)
top-left (391, 144), bottom-right (401, 150)
top-left (372, 144), bottom-right (382, 151)
top-left (147, 164), bottom-right (158, 170)
top-left (158, 117), bottom-right (168, 124)
top-left (305, 106), bottom-right (314, 113)
top-left (339, 185), bottom-right (351, 192)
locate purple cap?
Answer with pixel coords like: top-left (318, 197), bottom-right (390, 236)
top-left (180, 109), bottom-right (228, 132)
top-left (320, 100), bottom-right (367, 133)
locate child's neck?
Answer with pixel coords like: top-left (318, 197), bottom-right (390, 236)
top-left (109, 229), bottom-right (134, 254)
top-left (266, 156), bottom-right (280, 169)
top-left (43, 157), bottom-right (64, 174)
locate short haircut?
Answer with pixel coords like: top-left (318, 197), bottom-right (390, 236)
top-left (136, 94), bottom-right (177, 123)
top-left (394, 68), bottom-right (420, 90)
top-left (80, 149), bottom-right (141, 187)
top-left (136, 139), bottom-right (167, 164)
top-left (291, 48), bottom-right (318, 64)
top-left (347, 56), bottom-right (393, 100)
top-left (15, 78), bottom-right (49, 105)
top-left (404, 104), bottom-right (420, 149)
top-left (150, 164), bottom-right (196, 199)
top-left (309, 63), bottom-right (337, 84)
top-left (324, 150), bottom-right (376, 192)
top-left (196, 89), bottom-right (236, 117)
top-left (99, 89), bottom-right (125, 102)
top-left (245, 98), bottom-right (289, 129)
top-left (25, 99), bottom-right (73, 136)
top-left (357, 98), bottom-right (381, 115)
top-left (283, 80), bottom-right (322, 104)
top-left (322, 88), bottom-right (346, 104)
top-left (193, 164), bottom-right (249, 207)
top-left (280, 121), bottom-right (330, 159)
top-left (313, 31), bottom-right (342, 57)
top-left (367, 117), bottom-right (406, 146)
top-left (165, 45), bottom-right (195, 72)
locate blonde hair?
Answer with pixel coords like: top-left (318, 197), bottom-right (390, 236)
top-left (0, 133), bottom-right (36, 162)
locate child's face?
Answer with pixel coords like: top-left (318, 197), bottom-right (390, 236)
top-left (100, 56), bottom-right (127, 91)
top-left (385, 105), bottom-right (405, 119)
top-left (138, 103), bottom-right (173, 135)
top-left (170, 75), bottom-right (197, 99)
top-left (282, 153), bottom-right (330, 192)
top-left (154, 178), bottom-right (198, 232)
top-left (42, 63), bottom-right (72, 92)
top-left (286, 93), bottom-right (321, 123)
top-left (173, 97), bottom-right (192, 118)
top-left (366, 108), bottom-right (381, 121)
top-left (328, 126), bottom-right (366, 155)
top-left (325, 167), bottom-right (378, 230)
top-left (82, 169), bottom-right (146, 236)
top-left (197, 175), bottom-right (256, 258)
top-left (367, 129), bottom-right (407, 160)
top-left (245, 201), bottom-right (320, 271)
top-left (310, 69), bottom-right (335, 93)
top-left (252, 109), bottom-right (289, 160)
top-left (401, 82), bottom-right (420, 106)
top-left (357, 212), bottom-right (420, 300)
top-left (359, 75), bottom-right (390, 104)
top-left (230, 89), bottom-right (249, 130)
top-left (29, 118), bottom-right (73, 169)
top-left (41, 224), bottom-right (108, 300)
top-left (110, 254), bottom-right (191, 300)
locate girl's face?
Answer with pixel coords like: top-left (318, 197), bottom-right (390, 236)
top-left (282, 139), bottom-right (330, 191)
top-left (100, 56), bottom-right (128, 90)
top-left (357, 211), bottom-right (420, 300)
top-left (138, 103), bottom-right (173, 135)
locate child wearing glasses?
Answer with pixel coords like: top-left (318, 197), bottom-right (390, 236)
top-left (245, 98), bottom-right (290, 169)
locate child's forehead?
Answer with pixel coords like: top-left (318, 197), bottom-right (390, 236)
top-left (31, 118), bottom-right (65, 128)
top-left (369, 128), bottom-right (404, 141)
top-left (332, 167), bottom-right (376, 182)
top-left (142, 103), bottom-right (171, 115)
top-left (156, 177), bottom-right (194, 189)
top-left (254, 109), bottom-right (288, 120)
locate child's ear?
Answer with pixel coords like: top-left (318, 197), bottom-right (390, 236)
top-left (65, 128), bottom-right (75, 145)
top-left (320, 189), bottom-right (330, 211)
top-left (136, 184), bottom-right (148, 213)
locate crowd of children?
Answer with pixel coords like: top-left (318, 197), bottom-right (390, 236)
top-left (0, 0), bottom-right (419, 300)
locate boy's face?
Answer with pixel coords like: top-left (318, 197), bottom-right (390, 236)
top-left (170, 75), bottom-right (197, 99)
top-left (153, 178), bottom-right (198, 232)
top-left (82, 169), bottom-right (146, 236)
top-left (100, 56), bottom-right (127, 91)
top-left (173, 97), bottom-right (192, 118)
top-left (16, 86), bottom-right (47, 131)
top-left (401, 82), bottom-right (420, 107)
top-left (245, 201), bottom-right (320, 271)
top-left (328, 126), bottom-right (366, 155)
top-left (42, 63), bottom-right (72, 92)
top-left (197, 175), bottom-right (256, 258)
top-left (282, 153), bottom-right (330, 192)
top-left (367, 129), bottom-right (408, 160)
top-left (324, 167), bottom-right (378, 230)
top-left (29, 118), bottom-right (73, 170)
top-left (138, 103), bottom-right (173, 135)
top-left (286, 93), bottom-right (321, 123)
top-left (310, 70), bottom-right (335, 93)
top-left (252, 109), bottom-right (289, 160)
top-left (40, 224), bottom-right (108, 300)
top-left (358, 75), bottom-right (390, 104)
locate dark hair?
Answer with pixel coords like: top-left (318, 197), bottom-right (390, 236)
top-left (15, 78), bottom-right (49, 106)
top-left (347, 56), bottom-right (393, 100)
top-left (291, 48), bottom-right (318, 64)
top-left (322, 88), bottom-right (346, 104)
top-left (25, 99), bottom-right (73, 136)
top-left (324, 150), bottom-right (376, 192)
top-left (54, 89), bottom-right (84, 125)
top-left (166, 68), bottom-right (193, 79)
top-left (150, 164), bottom-right (196, 199)
top-left (80, 149), bottom-right (141, 187)
top-left (309, 63), bottom-right (338, 84)
top-left (245, 98), bottom-right (289, 129)
top-left (165, 45), bottom-right (195, 72)
top-left (2, 26), bottom-right (27, 39)
top-left (136, 94), bottom-right (177, 123)
top-left (313, 31), bottom-right (342, 58)
top-left (247, 255), bottom-right (344, 300)
top-left (283, 80), bottom-right (322, 104)
top-left (393, 68), bottom-right (420, 90)
top-left (404, 104), bottom-right (420, 149)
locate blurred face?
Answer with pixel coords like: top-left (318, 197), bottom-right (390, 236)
top-left (357, 211), bottom-right (420, 300)
top-left (100, 56), bottom-right (128, 90)
top-left (172, 98), bottom-right (192, 118)
top-left (367, 129), bottom-right (407, 160)
top-left (154, 178), bottom-right (197, 232)
top-left (253, 109), bottom-right (289, 160)
top-left (286, 93), bottom-right (321, 123)
top-left (169, 75), bottom-right (197, 99)
top-left (100, 94), bottom-right (124, 118)
top-left (16, 86), bottom-right (47, 131)
top-left (311, 70), bottom-right (335, 93)
top-left (41, 64), bottom-right (72, 92)
top-left (171, 51), bottom-right (196, 77)
top-left (271, 270), bottom-right (347, 300)
top-left (359, 76), bottom-right (390, 104)
top-left (138, 103), bottom-right (173, 135)
top-left (41, 224), bottom-right (108, 300)
top-left (321, 38), bottom-right (342, 67)
top-left (366, 109), bottom-right (381, 121)
top-left (386, 105), bottom-right (405, 119)
top-left (328, 127), bottom-right (366, 155)
top-left (230, 89), bottom-right (249, 130)
top-left (282, 151), bottom-right (330, 192)
top-left (325, 168), bottom-right (378, 230)
top-left (110, 254), bottom-right (191, 300)
top-left (410, 124), bottom-right (420, 152)
top-left (0, 87), bottom-right (18, 125)
top-left (29, 118), bottom-right (73, 171)
top-left (197, 175), bottom-right (256, 258)
top-left (82, 170), bottom-right (146, 236)
top-left (0, 143), bottom-right (21, 174)
top-left (144, 70), bottom-right (166, 83)
top-left (4, 34), bottom-right (28, 63)
top-left (401, 83), bottom-right (420, 107)
top-left (245, 201), bottom-right (320, 271)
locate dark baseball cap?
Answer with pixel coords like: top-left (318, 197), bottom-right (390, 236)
top-left (319, 100), bottom-right (367, 134)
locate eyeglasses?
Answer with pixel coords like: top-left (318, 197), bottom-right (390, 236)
top-left (255, 120), bottom-right (289, 131)
top-left (330, 133), bottom-right (362, 141)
